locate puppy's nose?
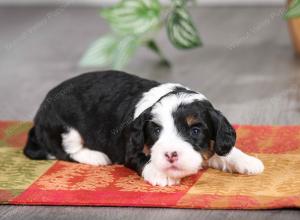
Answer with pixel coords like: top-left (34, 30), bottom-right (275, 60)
top-left (164, 151), bottom-right (178, 163)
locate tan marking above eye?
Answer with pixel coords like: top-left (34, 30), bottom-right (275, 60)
top-left (186, 115), bottom-right (200, 126)
top-left (143, 145), bottom-right (150, 156)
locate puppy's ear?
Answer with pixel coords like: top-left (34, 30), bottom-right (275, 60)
top-left (208, 109), bottom-right (236, 156)
top-left (124, 109), bottom-right (151, 174)
top-left (127, 112), bottom-right (150, 150)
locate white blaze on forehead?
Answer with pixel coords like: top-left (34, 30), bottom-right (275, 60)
top-left (134, 83), bottom-right (185, 119)
top-left (134, 83), bottom-right (207, 119)
top-left (151, 92), bottom-right (207, 125)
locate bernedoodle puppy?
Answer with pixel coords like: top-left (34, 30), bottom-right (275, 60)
top-left (24, 70), bottom-right (264, 186)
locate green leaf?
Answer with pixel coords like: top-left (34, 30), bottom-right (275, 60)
top-left (167, 5), bottom-right (202, 49)
top-left (285, 0), bottom-right (300, 18)
top-left (171, 0), bottom-right (186, 6)
top-left (80, 35), bottom-right (118, 67)
top-left (112, 36), bottom-right (139, 70)
top-left (80, 35), bottom-right (139, 69)
top-left (101, 0), bottom-right (161, 35)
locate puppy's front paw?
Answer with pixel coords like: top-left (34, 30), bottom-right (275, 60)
top-left (234, 155), bottom-right (264, 175)
top-left (142, 163), bottom-right (180, 186)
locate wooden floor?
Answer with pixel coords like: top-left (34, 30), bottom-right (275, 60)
top-left (0, 5), bottom-right (299, 220)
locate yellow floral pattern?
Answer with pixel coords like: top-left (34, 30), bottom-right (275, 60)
top-left (36, 161), bottom-right (115, 191)
top-left (0, 147), bottom-right (54, 191)
top-left (115, 174), bottom-right (195, 193)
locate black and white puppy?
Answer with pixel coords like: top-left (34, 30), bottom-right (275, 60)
top-left (24, 71), bottom-right (264, 186)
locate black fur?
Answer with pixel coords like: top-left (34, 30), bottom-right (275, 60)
top-left (208, 109), bottom-right (236, 156)
top-left (124, 108), bottom-right (152, 175)
top-left (24, 128), bottom-right (48, 159)
top-left (24, 71), bottom-right (158, 165)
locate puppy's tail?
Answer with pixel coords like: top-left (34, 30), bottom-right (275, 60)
top-left (23, 127), bottom-right (47, 160)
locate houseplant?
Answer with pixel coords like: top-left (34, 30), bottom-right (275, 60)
top-left (80, 0), bottom-right (202, 70)
top-left (286, 0), bottom-right (300, 55)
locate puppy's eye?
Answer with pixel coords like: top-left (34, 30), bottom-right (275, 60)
top-left (154, 127), bottom-right (161, 135)
top-left (149, 122), bottom-right (161, 136)
top-left (191, 127), bottom-right (200, 136)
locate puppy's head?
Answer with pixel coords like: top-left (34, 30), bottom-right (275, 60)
top-left (130, 93), bottom-right (236, 178)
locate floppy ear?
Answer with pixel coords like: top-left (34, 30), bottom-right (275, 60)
top-left (208, 109), bottom-right (236, 156)
top-left (124, 110), bottom-right (151, 175)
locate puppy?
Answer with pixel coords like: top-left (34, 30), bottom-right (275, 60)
top-left (24, 71), bottom-right (264, 186)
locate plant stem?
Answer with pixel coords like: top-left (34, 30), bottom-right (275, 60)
top-left (146, 40), bottom-right (171, 67)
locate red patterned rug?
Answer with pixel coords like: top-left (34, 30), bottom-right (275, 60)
top-left (0, 121), bottom-right (300, 209)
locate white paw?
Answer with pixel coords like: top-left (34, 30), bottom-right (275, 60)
top-left (71, 148), bottom-right (111, 166)
top-left (233, 155), bottom-right (264, 175)
top-left (142, 163), bottom-right (180, 186)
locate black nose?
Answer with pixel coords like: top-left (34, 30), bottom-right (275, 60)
top-left (164, 151), bottom-right (178, 163)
